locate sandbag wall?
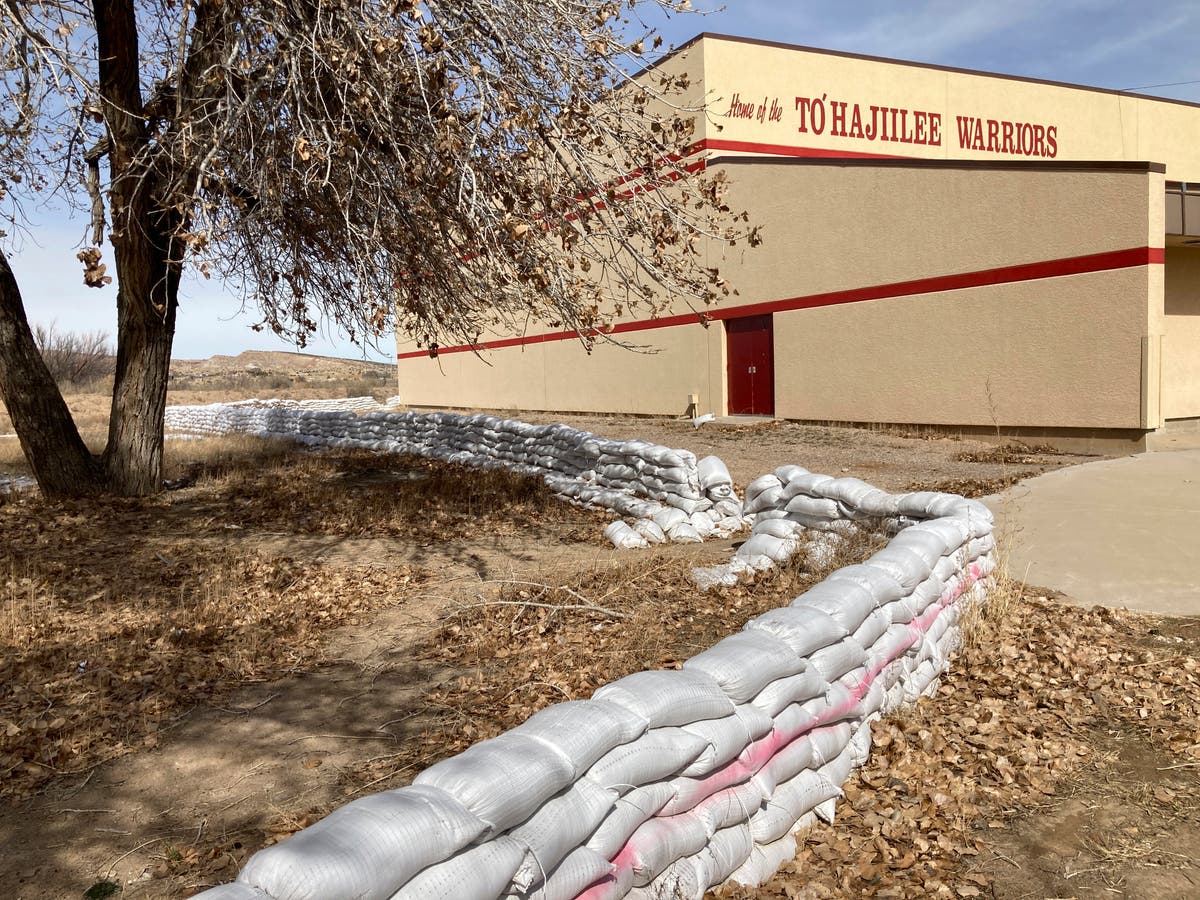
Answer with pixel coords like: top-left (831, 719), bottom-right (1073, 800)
top-left (194, 473), bottom-right (994, 900)
top-left (164, 402), bottom-right (741, 539)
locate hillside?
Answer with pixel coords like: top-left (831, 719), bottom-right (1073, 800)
top-left (170, 349), bottom-right (396, 385)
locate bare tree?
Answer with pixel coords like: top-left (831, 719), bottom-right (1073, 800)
top-left (0, 1), bottom-right (757, 498)
top-left (32, 322), bottom-right (112, 384)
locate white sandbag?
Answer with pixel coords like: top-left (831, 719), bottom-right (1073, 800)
top-left (783, 494), bottom-right (841, 519)
top-left (237, 785), bottom-right (487, 900)
top-left (392, 836), bottom-right (525, 899)
top-left (713, 498), bottom-right (744, 519)
top-left (512, 700), bottom-right (648, 769)
top-left (746, 605), bottom-right (848, 658)
top-left (639, 856), bottom-right (704, 900)
top-left (744, 485), bottom-right (786, 515)
top-left (697, 456), bottom-right (733, 491)
top-left (530, 846), bottom-right (614, 900)
top-left (851, 606), bottom-right (893, 649)
top-left (687, 512), bottom-right (715, 538)
top-left (678, 717), bottom-right (756, 779)
top-left (751, 518), bottom-right (802, 539)
top-left (690, 780), bottom-right (765, 834)
top-left (772, 464), bottom-right (809, 484)
top-left (807, 637), bottom-right (868, 684)
top-left (684, 631), bottom-right (805, 704)
top-left (648, 511), bottom-right (686, 532)
top-left (626, 813), bottom-right (710, 886)
top-left (413, 734), bottom-right (576, 835)
top-left (195, 886), bottom-right (274, 900)
top-left (749, 769), bottom-right (841, 843)
top-left (661, 748), bottom-right (760, 817)
top-left (751, 734), bottom-right (816, 798)
top-left (693, 823), bottom-right (754, 888)
top-left (813, 796), bottom-right (840, 825)
top-left (605, 521), bottom-right (649, 550)
top-left (735, 532), bottom-right (798, 564)
top-left (585, 727), bottom-right (709, 792)
top-left (508, 780), bottom-right (618, 891)
top-left (791, 578), bottom-right (880, 633)
top-left (594, 670), bottom-right (735, 728)
top-left (846, 717), bottom-right (876, 767)
top-left (748, 666), bottom-right (827, 717)
top-left (631, 519), bottom-right (667, 544)
top-left (867, 545), bottom-right (933, 593)
top-left (744, 474), bottom-right (782, 508)
top-left (728, 832), bottom-right (797, 887)
top-left (585, 782), bottom-right (676, 860)
top-left (666, 522), bottom-right (703, 543)
top-left (817, 743), bottom-right (857, 788)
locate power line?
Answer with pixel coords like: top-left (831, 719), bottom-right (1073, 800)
top-left (1121, 78), bottom-right (1200, 91)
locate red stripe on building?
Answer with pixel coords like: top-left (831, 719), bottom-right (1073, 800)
top-left (695, 137), bottom-right (907, 160)
top-left (397, 246), bottom-right (1163, 360)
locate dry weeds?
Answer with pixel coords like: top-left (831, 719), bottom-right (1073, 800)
top-left (717, 593), bottom-right (1200, 899)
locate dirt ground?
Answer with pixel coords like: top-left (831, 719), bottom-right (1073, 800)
top-left (5, 387), bottom-right (1194, 900)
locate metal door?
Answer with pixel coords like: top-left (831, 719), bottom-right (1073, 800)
top-left (726, 315), bottom-right (774, 415)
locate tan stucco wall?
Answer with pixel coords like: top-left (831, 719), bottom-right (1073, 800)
top-left (398, 160), bottom-right (1158, 429)
top-left (698, 36), bottom-right (1200, 180)
top-left (770, 270), bottom-right (1147, 428)
top-left (1163, 247), bottom-right (1200, 419)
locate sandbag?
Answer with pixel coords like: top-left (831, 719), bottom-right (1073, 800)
top-left (594, 670), bottom-right (735, 728)
top-left (735, 532), bottom-right (798, 564)
top-left (684, 631), bottom-right (805, 704)
top-left (413, 734), bottom-right (575, 835)
top-left (746, 605), bottom-right (847, 658)
top-left (697, 456), bottom-right (733, 491)
top-left (667, 522), bottom-right (704, 543)
top-left (748, 667), bottom-right (827, 717)
top-left (749, 769), bottom-right (841, 843)
top-left (728, 832), bottom-right (798, 887)
top-left (625, 813), bottom-right (710, 886)
top-left (392, 836), bottom-right (525, 899)
top-left (527, 846), bottom-right (614, 900)
top-left (512, 700), bottom-right (647, 770)
top-left (680, 705), bottom-right (774, 776)
top-left (585, 782), bottom-right (676, 860)
top-left (585, 727), bottom-right (708, 792)
top-left (508, 780), bottom-right (618, 891)
top-left (237, 785), bottom-right (487, 900)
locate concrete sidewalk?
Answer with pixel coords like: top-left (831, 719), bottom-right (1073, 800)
top-left (982, 450), bottom-right (1200, 616)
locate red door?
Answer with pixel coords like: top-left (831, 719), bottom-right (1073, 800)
top-left (726, 315), bottom-right (774, 415)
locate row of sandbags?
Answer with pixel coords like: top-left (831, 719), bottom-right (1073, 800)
top-left (194, 473), bottom-right (994, 900)
top-left (693, 466), bottom-right (993, 589)
top-left (162, 404), bottom-right (744, 543)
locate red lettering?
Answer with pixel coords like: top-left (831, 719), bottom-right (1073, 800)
top-left (987, 119), bottom-right (999, 152)
top-left (1046, 125), bottom-right (1058, 157)
top-left (929, 112), bottom-right (942, 146)
top-left (1001, 121), bottom-right (1015, 154)
top-left (955, 115), bottom-right (974, 149)
top-left (848, 103), bottom-right (865, 139)
top-left (913, 110), bottom-right (927, 145)
top-left (1032, 123), bottom-right (1046, 157)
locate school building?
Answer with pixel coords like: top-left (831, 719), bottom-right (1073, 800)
top-left (396, 33), bottom-right (1200, 451)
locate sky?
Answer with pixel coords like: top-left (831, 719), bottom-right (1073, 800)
top-left (8, 0), bottom-right (1200, 362)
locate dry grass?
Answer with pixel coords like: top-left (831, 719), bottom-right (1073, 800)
top-left (339, 526), bottom-right (890, 794)
top-left (1, 530), bottom-right (423, 801)
top-left (0, 437), bottom-right (609, 803)
top-left (956, 441), bottom-right (1067, 465)
top-left (172, 445), bottom-right (609, 540)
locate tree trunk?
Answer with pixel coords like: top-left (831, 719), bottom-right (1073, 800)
top-left (94, 0), bottom-right (181, 497)
top-left (0, 248), bottom-right (104, 497)
top-left (101, 238), bottom-right (180, 496)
